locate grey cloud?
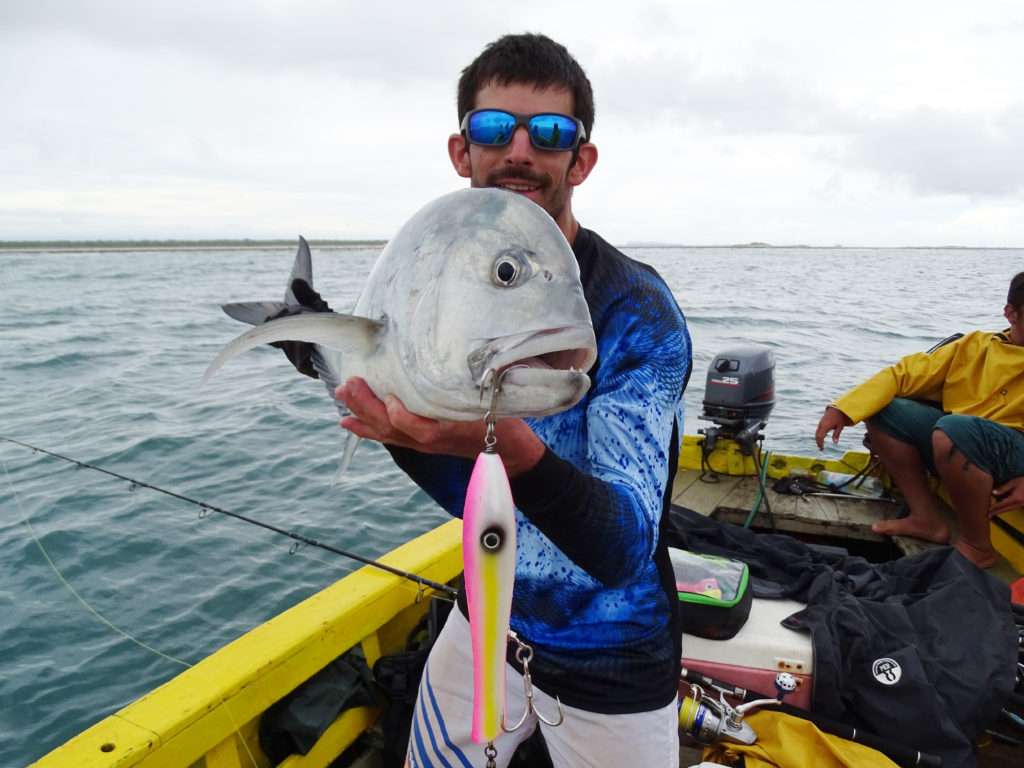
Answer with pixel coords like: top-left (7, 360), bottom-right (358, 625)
top-left (593, 47), bottom-right (1024, 202)
top-left (846, 106), bottom-right (1024, 197)
top-left (594, 51), bottom-right (847, 136)
top-left (0, 1), bottom-right (493, 84)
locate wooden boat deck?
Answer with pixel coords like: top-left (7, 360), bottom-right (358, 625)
top-left (671, 468), bottom-right (1020, 582)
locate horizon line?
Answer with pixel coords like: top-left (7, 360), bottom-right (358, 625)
top-left (1, 238), bottom-right (1021, 251)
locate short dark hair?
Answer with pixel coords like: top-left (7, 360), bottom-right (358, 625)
top-left (457, 33), bottom-right (595, 141)
top-left (1008, 271), bottom-right (1024, 311)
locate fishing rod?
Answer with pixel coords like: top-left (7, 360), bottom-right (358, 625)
top-left (0, 436), bottom-right (458, 599)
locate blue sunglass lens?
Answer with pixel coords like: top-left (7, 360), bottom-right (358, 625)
top-left (528, 115), bottom-right (579, 149)
top-left (468, 111), bottom-right (517, 145)
top-left (467, 111), bottom-right (580, 149)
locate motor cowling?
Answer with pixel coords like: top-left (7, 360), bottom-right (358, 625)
top-left (700, 346), bottom-right (775, 430)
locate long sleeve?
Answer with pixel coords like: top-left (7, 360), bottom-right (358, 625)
top-left (385, 446), bottom-right (473, 516)
top-left (832, 337), bottom-right (962, 423)
top-left (510, 306), bottom-right (690, 586)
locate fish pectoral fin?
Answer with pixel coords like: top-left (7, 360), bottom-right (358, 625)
top-left (331, 433), bottom-right (361, 485)
top-left (222, 301), bottom-right (289, 325)
top-left (202, 313), bottom-right (383, 384)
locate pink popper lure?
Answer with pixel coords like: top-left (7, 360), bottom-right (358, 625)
top-left (462, 448), bottom-right (516, 744)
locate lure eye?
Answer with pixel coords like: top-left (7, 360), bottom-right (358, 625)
top-left (481, 526), bottom-right (504, 552)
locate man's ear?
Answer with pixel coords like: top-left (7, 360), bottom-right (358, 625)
top-left (567, 142), bottom-right (598, 187)
top-left (448, 133), bottom-right (472, 178)
top-left (1006, 303), bottom-right (1019, 325)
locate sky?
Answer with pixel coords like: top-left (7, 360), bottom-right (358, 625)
top-left (2, 0), bottom-right (1023, 246)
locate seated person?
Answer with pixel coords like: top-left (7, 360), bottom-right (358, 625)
top-left (815, 271), bottom-right (1024, 568)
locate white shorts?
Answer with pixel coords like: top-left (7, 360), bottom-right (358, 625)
top-left (407, 609), bottom-right (679, 768)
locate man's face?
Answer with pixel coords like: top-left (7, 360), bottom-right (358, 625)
top-left (449, 81), bottom-right (595, 238)
top-left (1006, 303), bottom-right (1024, 345)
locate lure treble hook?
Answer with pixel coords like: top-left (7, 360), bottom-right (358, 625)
top-left (502, 631), bottom-right (565, 732)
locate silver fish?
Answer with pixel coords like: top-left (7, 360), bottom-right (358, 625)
top-left (203, 188), bottom-right (598, 422)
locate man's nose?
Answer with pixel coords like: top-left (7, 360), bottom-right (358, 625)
top-left (503, 125), bottom-right (535, 163)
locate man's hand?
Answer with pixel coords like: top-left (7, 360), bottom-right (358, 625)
top-left (990, 476), bottom-right (1024, 517)
top-left (815, 406), bottom-right (853, 450)
top-left (336, 377), bottom-right (546, 477)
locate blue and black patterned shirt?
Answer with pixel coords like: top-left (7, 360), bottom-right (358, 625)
top-left (391, 226), bottom-right (691, 712)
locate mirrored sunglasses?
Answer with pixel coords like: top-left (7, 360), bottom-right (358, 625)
top-left (460, 109), bottom-right (586, 151)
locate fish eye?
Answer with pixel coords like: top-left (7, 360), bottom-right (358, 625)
top-left (491, 248), bottom-right (534, 288)
top-left (495, 260), bottom-right (518, 285)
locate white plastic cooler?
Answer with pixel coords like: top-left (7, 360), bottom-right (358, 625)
top-left (681, 597), bottom-right (814, 709)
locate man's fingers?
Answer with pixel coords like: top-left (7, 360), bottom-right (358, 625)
top-left (814, 414), bottom-right (832, 450)
top-left (340, 416), bottom-right (383, 442)
top-left (989, 499), bottom-right (1012, 517)
top-left (336, 379), bottom-right (444, 447)
top-left (338, 378), bottom-right (391, 426)
top-left (385, 396), bottom-right (442, 444)
top-left (832, 424), bottom-right (843, 444)
top-left (990, 491), bottom-right (1024, 516)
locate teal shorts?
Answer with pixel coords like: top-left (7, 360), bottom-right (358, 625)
top-left (867, 398), bottom-right (1024, 485)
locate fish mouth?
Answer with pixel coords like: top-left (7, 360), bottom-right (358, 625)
top-left (468, 326), bottom-right (597, 384)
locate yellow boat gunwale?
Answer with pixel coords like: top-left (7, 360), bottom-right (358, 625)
top-left (34, 438), bottom-right (1024, 766)
top-left (33, 519), bottom-right (464, 768)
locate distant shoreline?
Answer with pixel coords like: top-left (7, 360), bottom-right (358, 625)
top-left (1, 240), bottom-right (1020, 253)
top-left (0, 239), bottom-right (387, 254)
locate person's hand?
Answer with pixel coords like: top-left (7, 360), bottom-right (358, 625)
top-left (990, 476), bottom-right (1024, 517)
top-left (815, 406), bottom-right (853, 450)
top-left (335, 377), bottom-right (545, 476)
top-left (270, 279), bottom-right (333, 379)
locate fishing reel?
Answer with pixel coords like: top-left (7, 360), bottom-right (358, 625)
top-left (679, 672), bottom-right (797, 747)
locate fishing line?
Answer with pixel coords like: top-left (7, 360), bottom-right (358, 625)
top-left (1, 456), bottom-right (262, 768)
top-left (2, 459), bottom-right (193, 670)
top-left (0, 436), bottom-right (458, 600)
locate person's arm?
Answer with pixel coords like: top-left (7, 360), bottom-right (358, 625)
top-left (336, 378), bottom-right (545, 516)
top-left (828, 334), bottom-right (969, 426)
top-left (338, 308), bottom-right (690, 587)
top-left (497, 305), bottom-right (690, 587)
top-left (814, 405), bottom-right (854, 449)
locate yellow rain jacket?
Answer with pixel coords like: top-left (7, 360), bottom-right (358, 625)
top-left (701, 709), bottom-right (900, 767)
top-left (832, 330), bottom-right (1024, 429)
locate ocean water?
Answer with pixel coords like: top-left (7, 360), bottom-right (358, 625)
top-left (0, 243), bottom-right (1018, 764)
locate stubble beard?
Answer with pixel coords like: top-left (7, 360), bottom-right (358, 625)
top-left (471, 164), bottom-right (570, 224)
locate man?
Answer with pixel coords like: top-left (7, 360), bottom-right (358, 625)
top-left (335, 34), bottom-right (691, 767)
top-left (815, 271), bottom-right (1024, 569)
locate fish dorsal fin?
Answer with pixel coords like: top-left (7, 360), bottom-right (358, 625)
top-left (222, 301), bottom-right (288, 326)
top-left (285, 236), bottom-right (314, 304)
top-left (202, 313), bottom-right (383, 384)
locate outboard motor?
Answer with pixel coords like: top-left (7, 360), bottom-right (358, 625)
top-left (698, 346), bottom-right (775, 455)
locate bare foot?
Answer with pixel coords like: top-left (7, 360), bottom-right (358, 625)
top-left (871, 511), bottom-right (951, 544)
top-left (953, 538), bottom-right (997, 569)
